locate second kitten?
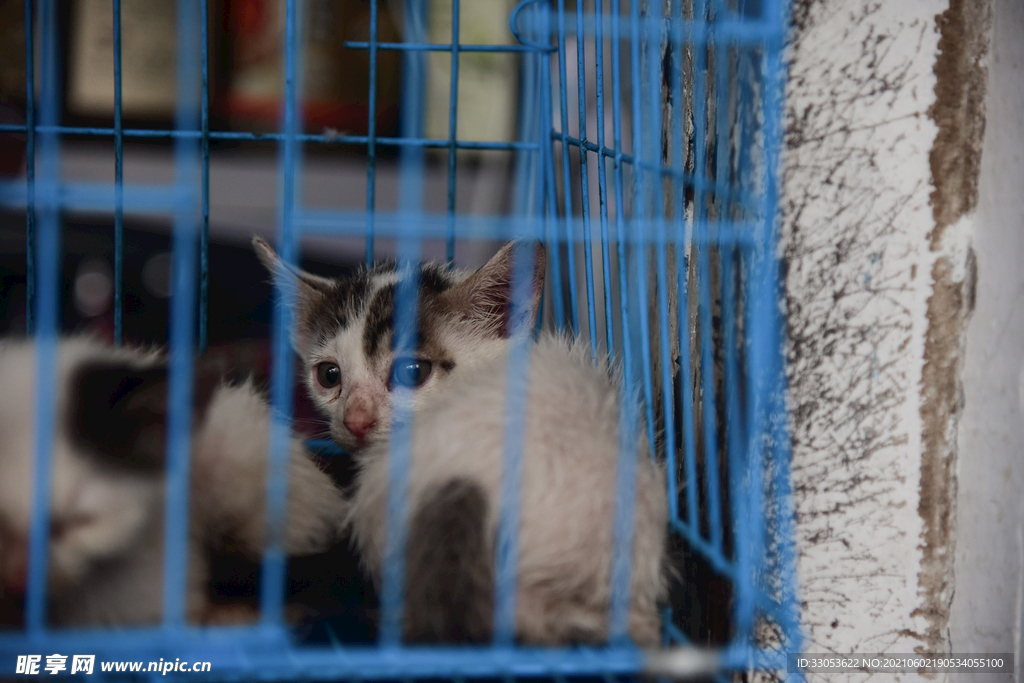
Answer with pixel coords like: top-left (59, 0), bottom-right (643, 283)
top-left (0, 336), bottom-right (347, 628)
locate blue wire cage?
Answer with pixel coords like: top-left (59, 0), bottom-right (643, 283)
top-left (0, 0), bottom-right (799, 679)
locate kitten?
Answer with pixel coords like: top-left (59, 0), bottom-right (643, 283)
top-left (349, 333), bottom-right (668, 646)
top-left (255, 239), bottom-right (669, 646)
top-left (252, 238), bottom-right (546, 453)
top-left (0, 335), bottom-right (346, 628)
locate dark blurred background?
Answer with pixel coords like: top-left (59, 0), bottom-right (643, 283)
top-left (0, 0), bottom-right (523, 433)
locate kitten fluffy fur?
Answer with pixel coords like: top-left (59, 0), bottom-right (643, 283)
top-left (348, 333), bottom-right (669, 646)
top-left (0, 335), bottom-right (346, 627)
top-left (255, 238), bottom-right (669, 646)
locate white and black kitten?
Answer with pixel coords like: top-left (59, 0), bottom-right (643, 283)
top-left (254, 239), bottom-right (668, 647)
top-left (0, 336), bottom-right (347, 628)
top-left (253, 238), bottom-right (546, 452)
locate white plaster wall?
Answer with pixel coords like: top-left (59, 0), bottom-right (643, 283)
top-left (783, 1), bottom-right (945, 677)
top-left (949, 0), bottom-right (1024, 678)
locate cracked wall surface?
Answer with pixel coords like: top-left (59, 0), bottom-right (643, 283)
top-left (782, 0), bottom-right (987, 678)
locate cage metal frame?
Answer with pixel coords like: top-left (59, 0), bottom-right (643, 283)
top-left (0, 0), bottom-right (799, 679)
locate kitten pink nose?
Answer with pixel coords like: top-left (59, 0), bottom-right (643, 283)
top-left (344, 404), bottom-right (377, 440)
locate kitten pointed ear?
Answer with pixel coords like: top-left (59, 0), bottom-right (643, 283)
top-left (445, 240), bottom-right (546, 339)
top-left (71, 358), bottom-right (223, 471)
top-left (252, 236), bottom-right (334, 356)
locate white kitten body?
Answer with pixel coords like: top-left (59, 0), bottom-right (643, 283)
top-left (346, 333), bottom-right (669, 646)
top-left (190, 373), bottom-right (348, 557)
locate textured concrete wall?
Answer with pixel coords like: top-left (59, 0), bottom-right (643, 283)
top-left (782, 0), bottom-right (988, 677)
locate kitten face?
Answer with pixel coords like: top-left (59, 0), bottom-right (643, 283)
top-left (0, 340), bottom-right (166, 598)
top-left (298, 264), bottom-right (456, 450)
top-left (254, 239), bottom-right (546, 451)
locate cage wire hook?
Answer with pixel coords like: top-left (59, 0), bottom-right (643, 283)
top-left (510, 0), bottom-right (558, 51)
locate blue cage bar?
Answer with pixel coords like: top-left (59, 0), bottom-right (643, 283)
top-left (0, 0), bottom-right (799, 679)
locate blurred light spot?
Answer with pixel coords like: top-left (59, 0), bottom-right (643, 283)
top-left (142, 252), bottom-right (173, 299)
top-left (73, 259), bottom-right (113, 317)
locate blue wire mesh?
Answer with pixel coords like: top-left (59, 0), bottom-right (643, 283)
top-left (0, 0), bottom-right (798, 679)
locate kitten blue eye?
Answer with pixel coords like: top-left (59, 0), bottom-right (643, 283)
top-left (390, 358), bottom-right (432, 389)
top-left (315, 362), bottom-right (341, 389)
